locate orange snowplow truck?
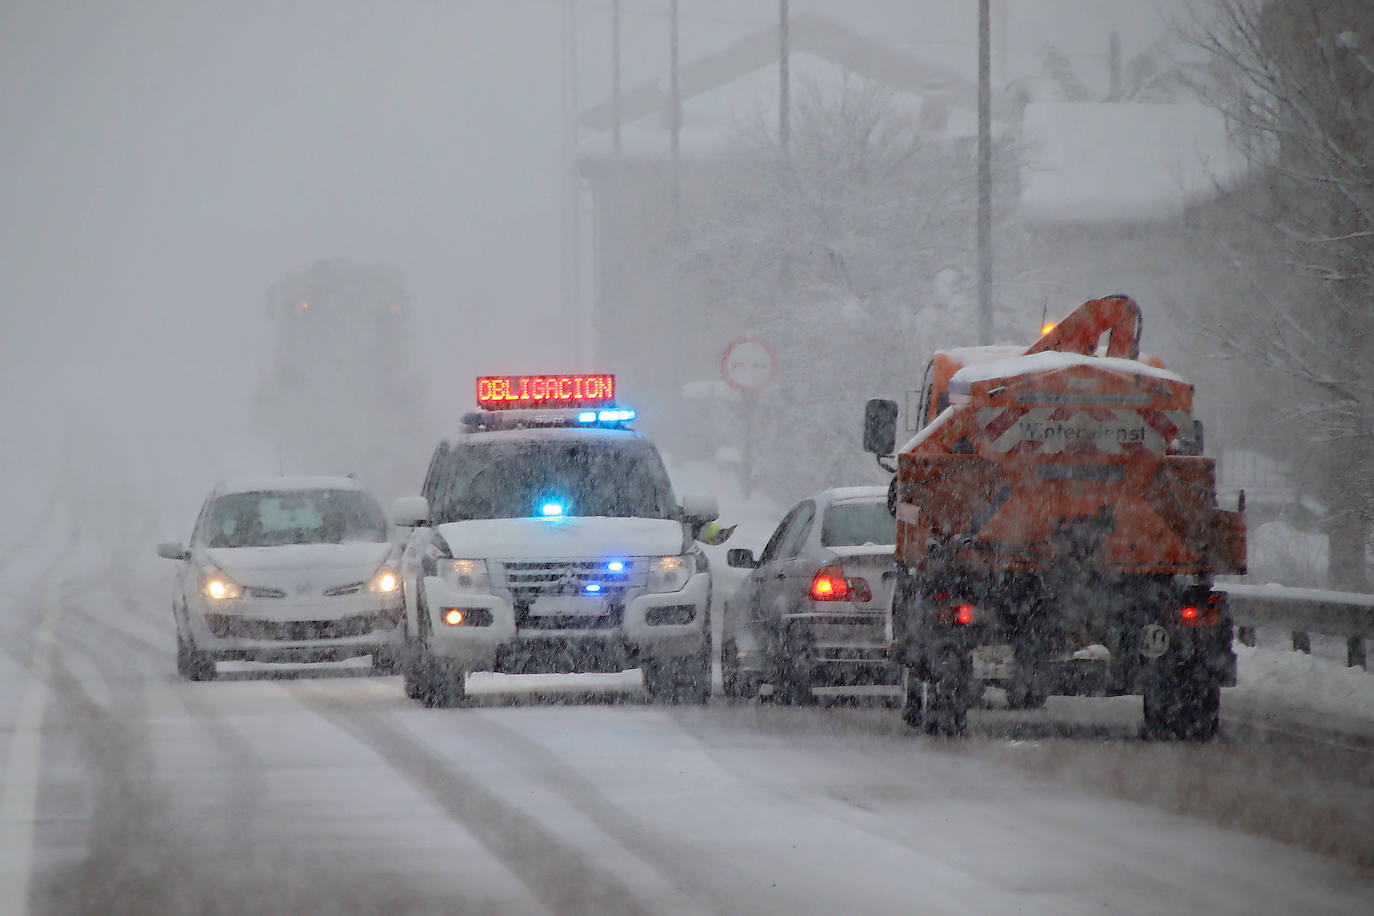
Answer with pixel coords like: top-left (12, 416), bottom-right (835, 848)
top-left (863, 295), bottom-right (1245, 739)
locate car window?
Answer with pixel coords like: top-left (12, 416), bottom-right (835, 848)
top-left (203, 489), bottom-right (388, 547)
top-left (780, 501), bottom-right (816, 559)
top-left (821, 501), bottom-right (896, 547)
top-left (758, 504), bottom-right (803, 565)
top-left (429, 438), bottom-right (678, 522)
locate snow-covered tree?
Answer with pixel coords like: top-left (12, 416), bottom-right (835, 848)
top-left (678, 78), bottom-right (1022, 498)
top-left (1184, 0), bottom-right (1373, 589)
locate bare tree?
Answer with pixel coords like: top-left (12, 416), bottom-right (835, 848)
top-left (1184, 0), bottom-right (1373, 589)
top-left (679, 78), bottom-right (1021, 497)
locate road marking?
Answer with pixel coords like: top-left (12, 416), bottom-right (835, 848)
top-left (1, 597), bottom-right (62, 916)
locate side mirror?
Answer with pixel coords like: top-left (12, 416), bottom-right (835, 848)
top-left (680, 493), bottom-right (719, 526)
top-left (157, 542), bottom-right (189, 561)
top-left (726, 548), bottom-right (758, 569)
top-left (390, 496), bottom-right (430, 528)
top-left (863, 398), bottom-right (898, 456)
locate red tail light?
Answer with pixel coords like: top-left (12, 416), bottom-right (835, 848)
top-left (1179, 594), bottom-right (1223, 627)
top-left (810, 565), bottom-right (871, 602)
top-left (934, 600), bottom-right (977, 624)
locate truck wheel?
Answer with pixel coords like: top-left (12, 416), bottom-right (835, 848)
top-left (1143, 662), bottom-right (1220, 741)
top-left (922, 650), bottom-right (972, 737)
top-left (1004, 679), bottom-right (1047, 710)
top-left (900, 669), bottom-right (924, 728)
top-left (176, 631), bottom-right (217, 682)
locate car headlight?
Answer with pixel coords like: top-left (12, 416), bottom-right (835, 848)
top-left (200, 568), bottom-right (241, 600)
top-left (444, 558), bottom-right (491, 592)
top-left (647, 555), bottom-right (693, 593)
top-left (368, 565), bottom-right (401, 594)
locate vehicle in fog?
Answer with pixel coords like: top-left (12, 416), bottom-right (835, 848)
top-left (864, 295), bottom-right (1246, 738)
top-left (721, 486), bottom-right (898, 704)
top-left (157, 476), bottom-right (405, 679)
top-left (392, 374), bottom-right (719, 706)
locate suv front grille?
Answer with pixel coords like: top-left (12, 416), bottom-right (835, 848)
top-left (496, 559), bottom-right (644, 598)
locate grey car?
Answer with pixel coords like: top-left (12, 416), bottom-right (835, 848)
top-left (721, 486), bottom-right (898, 704)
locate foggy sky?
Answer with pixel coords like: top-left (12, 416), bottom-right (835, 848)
top-left (0, 0), bottom-right (1183, 516)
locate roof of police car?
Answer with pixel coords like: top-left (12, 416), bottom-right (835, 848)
top-left (440, 425), bottom-right (647, 448)
top-left (214, 475), bottom-right (366, 495)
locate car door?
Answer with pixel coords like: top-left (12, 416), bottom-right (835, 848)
top-left (751, 500), bottom-right (816, 627)
top-left (725, 503), bottom-right (803, 643)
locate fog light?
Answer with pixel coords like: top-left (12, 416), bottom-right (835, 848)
top-left (443, 609), bottom-right (464, 626)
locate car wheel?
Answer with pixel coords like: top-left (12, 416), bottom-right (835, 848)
top-left (721, 637), bottom-right (756, 701)
top-left (1004, 679), bottom-right (1048, 710)
top-left (900, 668), bottom-right (924, 728)
top-left (176, 630), bottom-right (217, 682)
top-left (405, 595), bottom-right (466, 707)
top-left (643, 637), bottom-right (711, 705)
top-left (1142, 660), bottom-right (1220, 742)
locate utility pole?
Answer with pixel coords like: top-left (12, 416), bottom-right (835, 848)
top-left (562, 0), bottom-right (586, 367)
top-left (977, 0), bottom-right (993, 345)
top-left (612, 0), bottom-right (622, 159)
top-left (779, 0), bottom-right (790, 149)
top-left (669, 0), bottom-right (681, 206)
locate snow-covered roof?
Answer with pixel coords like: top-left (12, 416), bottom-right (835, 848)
top-left (579, 15), bottom-right (978, 162)
top-left (216, 475), bottom-right (363, 495)
top-left (950, 351), bottom-right (1189, 390)
top-left (821, 485), bottom-right (888, 504)
top-left (1018, 102), bottom-right (1245, 223)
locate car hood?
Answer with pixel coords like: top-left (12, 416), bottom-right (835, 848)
top-left (436, 517), bottom-right (687, 560)
top-left (204, 542), bottom-right (393, 579)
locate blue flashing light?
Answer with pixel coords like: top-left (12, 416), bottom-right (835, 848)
top-left (597, 408), bottom-right (636, 423)
top-left (540, 502), bottom-right (565, 517)
top-left (606, 560), bottom-right (625, 572)
top-left (578, 411), bottom-right (597, 423)
top-left (584, 582), bottom-right (602, 594)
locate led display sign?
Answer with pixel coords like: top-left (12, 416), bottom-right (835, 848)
top-left (476, 374), bottom-right (616, 409)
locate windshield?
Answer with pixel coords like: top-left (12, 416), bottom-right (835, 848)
top-left (205, 489), bottom-right (388, 547)
top-left (430, 438), bottom-right (678, 522)
top-left (820, 501), bottom-right (895, 547)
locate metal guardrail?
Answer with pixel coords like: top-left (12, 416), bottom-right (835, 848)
top-left (1219, 583), bottom-right (1374, 670)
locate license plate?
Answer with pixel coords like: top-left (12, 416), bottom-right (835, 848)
top-left (529, 596), bottom-right (608, 616)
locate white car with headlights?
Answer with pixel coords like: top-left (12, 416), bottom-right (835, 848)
top-left (391, 374), bottom-right (718, 707)
top-left (157, 476), bottom-right (406, 680)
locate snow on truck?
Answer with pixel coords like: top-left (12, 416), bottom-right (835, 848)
top-left (863, 295), bottom-right (1246, 739)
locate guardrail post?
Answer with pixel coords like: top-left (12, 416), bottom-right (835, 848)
top-left (1349, 636), bottom-right (1367, 670)
top-left (1292, 630), bottom-right (1311, 654)
top-left (1237, 626), bottom-right (1256, 647)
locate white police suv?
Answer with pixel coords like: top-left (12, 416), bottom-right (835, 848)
top-left (391, 374), bottom-right (718, 706)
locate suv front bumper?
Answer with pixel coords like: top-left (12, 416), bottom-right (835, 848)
top-left (419, 571), bottom-right (710, 673)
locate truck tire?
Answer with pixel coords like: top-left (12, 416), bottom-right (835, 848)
top-left (1142, 661), bottom-right (1219, 741)
top-left (1004, 679), bottom-right (1048, 710)
top-left (922, 649), bottom-right (973, 737)
top-left (176, 631), bottom-right (217, 682)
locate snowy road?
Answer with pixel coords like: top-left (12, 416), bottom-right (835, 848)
top-left (3, 572), bottom-right (1373, 916)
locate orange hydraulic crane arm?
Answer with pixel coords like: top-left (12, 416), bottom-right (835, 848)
top-left (1026, 295), bottom-right (1142, 360)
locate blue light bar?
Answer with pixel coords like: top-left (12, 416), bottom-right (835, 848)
top-left (578, 411), bottom-right (597, 423)
top-left (541, 502), bottom-right (565, 517)
top-left (584, 582), bottom-right (602, 594)
top-left (598, 408), bottom-right (635, 422)
top-left (606, 560), bottom-right (625, 572)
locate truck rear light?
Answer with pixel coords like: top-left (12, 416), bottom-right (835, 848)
top-left (1178, 594), bottom-right (1222, 627)
top-left (809, 565), bottom-right (871, 602)
top-left (934, 601), bottom-right (977, 624)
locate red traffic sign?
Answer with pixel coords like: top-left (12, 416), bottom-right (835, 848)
top-left (720, 336), bottom-right (776, 394)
